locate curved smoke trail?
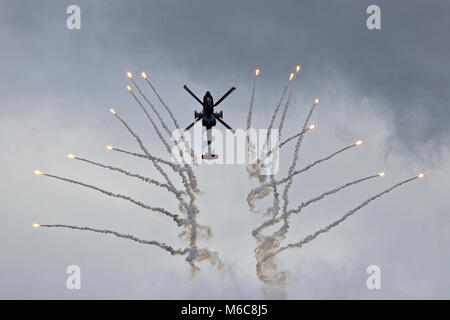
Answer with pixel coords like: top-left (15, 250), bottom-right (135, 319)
top-left (35, 74), bottom-right (222, 272)
top-left (131, 78), bottom-right (172, 137)
top-left (247, 143), bottom-right (357, 211)
top-left (278, 69), bottom-right (300, 139)
top-left (113, 105), bottom-right (212, 270)
top-left (131, 78), bottom-right (200, 168)
top-left (267, 79), bottom-right (290, 134)
top-left (253, 174), bottom-right (380, 236)
top-left (137, 74), bottom-right (199, 173)
top-left (143, 74), bottom-right (180, 129)
top-left (272, 176), bottom-right (419, 257)
top-left (112, 147), bottom-right (182, 169)
top-left (42, 172), bottom-right (182, 224)
top-left (74, 156), bottom-right (180, 196)
top-left (128, 89), bottom-right (173, 154)
top-left (113, 112), bottom-right (178, 192)
top-left (287, 174), bottom-right (380, 215)
top-left (250, 69), bottom-right (301, 223)
top-left (278, 127), bottom-right (312, 149)
top-left (281, 101), bottom-right (319, 208)
top-left (246, 71), bottom-right (259, 131)
top-left (39, 224), bottom-right (189, 256)
top-left (279, 143), bottom-right (356, 185)
top-left (245, 68), bottom-right (420, 299)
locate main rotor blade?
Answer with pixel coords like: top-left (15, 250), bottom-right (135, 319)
top-left (213, 87), bottom-right (236, 107)
top-left (183, 85), bottom-right (203, 106)
top-left (214, 114), bottom-right (234, 131)
top-left (185, 115), bottom-right (205, 130)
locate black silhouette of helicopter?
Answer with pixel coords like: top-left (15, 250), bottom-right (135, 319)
top-left (183, 85), bottom-right (236, 159)
top-left (184, 85), bottom-right (235, 131)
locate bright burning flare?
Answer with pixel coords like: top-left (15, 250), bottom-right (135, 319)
top-left (126, 72), bottom-right (133, 79)
top-left (34, 170), bottom-right (44, 175)
top-left (32, 223), bottom-right (40, 228)
top-left (355, 140), bottom-right (363, 146)
top-left (109, 108), bottom-right (116, 114)
top-left (314, 98), bottom-right (319, 104)
top-left (106, 145), bottom-right (114, 151)
top-left (255, 69), bottom-right (260, 76)
top-left (296, 65), bottom-right (301, 73)
top-left (289, 73), bottom-right (294, 81)
top-left (417, 173), bottom-right (424, 178)
top-left (308, 124), bottom-right (315, 130)
top-left (67, 154), bottom-right (76, 159)
top-left (141, 72), bottom-right (147, 79)
top-left (378, 172), bottom-right (385, 177)
top-left (126, 85), bottom-right (132, 91)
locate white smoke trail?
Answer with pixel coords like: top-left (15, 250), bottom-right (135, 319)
top-left (278, 72), bottom-right (299, 139)
top-left (245, 68), bottom-right (419, 299)
top-left (255, 71), bottom-right (298, 222)
top-left (113, 112), bottom-right (178, 193)
top-left (185, 247), bottom-right (224, 274)
top-left (279, 101), bottom-right (320, 233)
top-left (246, 184), bottom-right (274, 212)
top-left (131, 77), bottom-right (204, 173)
top-left (279, 143), bottom-right (356, 185)
top-left (124, 90), bottom-right (203, 263)
top-left (253, 174), bottom-right (380, 236)
top-left (247, 143), bottom-right (357, 210)
top-left (267, 80), bottom-right (290, 133)
top-left (131, 79), bottom-right (172, 136)
top-left (128, 89), bottom-right (173, 154)
top-left (129, 83), bottom-right (200, 194)
top-left (113, 112), bottom-right (200, 236)
top-left (35, 74), bottom-right (221, 273)
top-left (247, 73), bottom-right (292, 183)
top-left (136, 76), bottom-right (199, 169)
top-left (254, 175), bottom-right (418, 293)
top-left (112, 146), bottom-right (199, 195)
top-left (264, 126), bottom-right (311, 160)
top-left (272, 176), bottom-right (419, 257)
top-left (254, 76), bottom-right (292, 168)
top-left (39, 224), bottom-right (189, 256)
top-left (248, 125), bottom-right (311, 187)
top-left (42, 172), bottom-right (182, 225)
top-left (283, 101), bottom-right (318, 172)
top-left (255, 144), bottom-right (355, 221)
top-left (258, 78), bottom-right (291, 163)
top-left (283, 101), bottom-right (317, 219)
top-left (288, 174), bottom-right (380, 215)
top-left (143, 75), bottom-right (180, 129)
top-left (245, 74), bottom-right (259, 180)
top-left (278, 127), bottom-right (311, 149)
top-left (112, 147), bottom-right (180, 169)
top-left (74, 156), bottom-right (180, 196)
top-left (246, 73), bottom-right (258, 130)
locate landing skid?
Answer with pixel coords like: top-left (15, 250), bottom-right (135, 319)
top-left (202, 154), bottom-right (218, 160)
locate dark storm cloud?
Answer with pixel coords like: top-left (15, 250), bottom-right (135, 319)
top-left (1, 0), bottom-right (448, 160)
top-left (100, 0), bottom-right (450, 155)
top-left (1, 0), bottom-right (449, 299)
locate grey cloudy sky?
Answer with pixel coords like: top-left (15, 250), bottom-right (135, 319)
top-left (0, 0), bottom-right (449, 299)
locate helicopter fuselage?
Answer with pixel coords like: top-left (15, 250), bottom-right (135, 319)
top-left (183, 85), bottom-right (234, 132)
top-left (195, 92), bottom-right (221, 128)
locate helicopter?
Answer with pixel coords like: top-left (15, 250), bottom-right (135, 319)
top-left (183, 85), bottom-right (235, 159)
